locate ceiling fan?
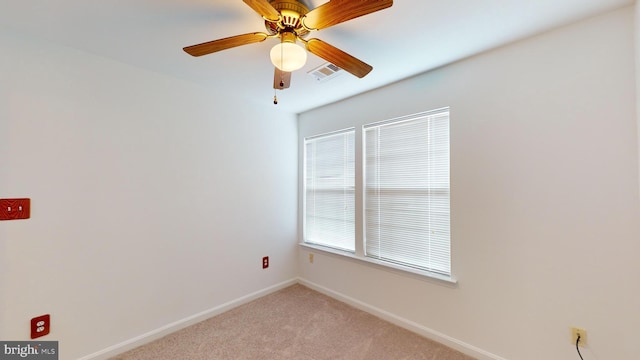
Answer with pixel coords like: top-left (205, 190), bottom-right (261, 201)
top-left (183, 0), bottom-right (393, 94)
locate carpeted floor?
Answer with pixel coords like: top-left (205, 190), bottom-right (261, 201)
top-left (110, 284), bottom-right (475, 360)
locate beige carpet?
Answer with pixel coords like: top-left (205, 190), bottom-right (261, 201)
top-left (111, 284), bottom-right (475, 360)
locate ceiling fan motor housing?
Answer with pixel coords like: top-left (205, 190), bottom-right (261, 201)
top-left (265, 0), bottom-right (310, 37)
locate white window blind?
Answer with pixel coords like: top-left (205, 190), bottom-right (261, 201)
top-left (364, 109), bottom-right (450, 275)
top-left (304, 129), bottom-right (355, 251)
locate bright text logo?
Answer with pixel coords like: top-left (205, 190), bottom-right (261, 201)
top-left (0, 342), bottom-right (58, 359)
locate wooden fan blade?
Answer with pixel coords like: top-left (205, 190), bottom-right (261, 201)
top-left (183, 32), bottom-right (269, 57)
top-left (305, 38), bottom-right (372, 78)
top-left (273, 68), bottom-right (291, 89)
top-left (243, 0), bottom-right (280, 22)
top-left (302, 0), bottom-right (393, 30)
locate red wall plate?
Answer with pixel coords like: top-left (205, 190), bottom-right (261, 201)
top-left (31, 314), bottom-right (50, 339)
top-left (0, 198), bottom-right (30, 220)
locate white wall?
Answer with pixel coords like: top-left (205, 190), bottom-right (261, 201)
top-left (0, 64), bottom-right (7, 347)
top-left (0, 28), bottom-right (298, 359)
top-left (637, 1), bottom-right (640, 193)
top-left (298, 6), bottom-right (640, 360)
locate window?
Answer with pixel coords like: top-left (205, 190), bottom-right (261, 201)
top-left (302, 108), bottom-right (451, 280)
top-left (303, 129), bottom-right (355, 251)
top-left (364, 109), bottom-right (450, 275)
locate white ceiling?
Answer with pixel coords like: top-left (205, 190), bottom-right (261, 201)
top-left (1, 0), bottom-right (633, 114)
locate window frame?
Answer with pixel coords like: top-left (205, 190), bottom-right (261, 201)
top-left (363, 109), bottom-right (451, 276)
top-left (300, 108), bottom-right (455, 284)
top-left (302, 128), bottom-right (356, 252)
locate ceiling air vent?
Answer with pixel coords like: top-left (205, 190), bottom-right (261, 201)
top-left (308, 62), bottom-right (343, 83)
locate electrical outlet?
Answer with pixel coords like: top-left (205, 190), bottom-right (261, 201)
top-left (0, 198), bottom-right (31, 220)
top-left (308, 253), bottom-right (314, 263)
top-left (31, 314), bottom-right (50, 339)
top-left (262, 256), bottom-right (269, 269)
top-left (571, 327), bottom-right (587, 346)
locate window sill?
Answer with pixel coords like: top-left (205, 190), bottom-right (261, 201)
top-left (299, 242), bottom-right (458, 288)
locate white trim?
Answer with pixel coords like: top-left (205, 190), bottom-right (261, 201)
top-left (78, 278), bottom-right (297, 360)
top-left (363, 107), bottom-right (450, 129)
top-left (297, 277), bottom-right (508, 360)
top-left (300, 242), bottom-right (458, 286)
top-left (304, 127), bottom-right (355, 141)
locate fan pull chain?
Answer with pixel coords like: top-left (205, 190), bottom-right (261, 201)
top-left (273, 36), bottom-right (285, 105)
top-left (279, 37), bottom-right (285, 89)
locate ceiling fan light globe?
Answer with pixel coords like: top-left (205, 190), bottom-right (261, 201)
top-left (270, 42), bottom-right (307, 72)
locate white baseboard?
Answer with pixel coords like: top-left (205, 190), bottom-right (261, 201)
top-left (80, 277), bottom-right (505, 360)
top-left (297, 277), bottom-right (508, 360)
top-left (79, 278), bottom-right (298, 360)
